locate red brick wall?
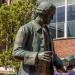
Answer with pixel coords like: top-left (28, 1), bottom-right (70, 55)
top-left (53, 38), bottom-right (75, 58)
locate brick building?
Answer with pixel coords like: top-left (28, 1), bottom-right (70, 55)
top-left (48, 0), bottom-right (75, 60)
top-left (37, 0), bottom-right (75, 60)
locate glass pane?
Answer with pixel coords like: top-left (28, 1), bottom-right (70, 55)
top-left (67, 4), bottom-right (75, 37)
top-left (57, 6), bottom-right (65, 22)
top-left (50, 6), bottom-right (65, 38)
top-left (49, 23), bottom-right (56, 38)
top-left (67, 20), bottom-right (75, 37)
top-left (67, 4), bottom-right (75, 21)
top-left (50, 22), bottom-right (64, 38)
top-left (57, 22), bottom-right (64, 37)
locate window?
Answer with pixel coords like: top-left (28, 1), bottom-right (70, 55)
top-left (67, 22), bottom-right (75, 37)
top-left (49, 24), bottom-right (56, 38)
top-left (51, 6), bottom-right (65, 23)
top-left (67, 5), bottom-right (75, 21)
top-left (57, 6), bottom-right (65, 22)
top-left (50, 4), bottom-right (75, 38)
top-left (67, 4), bottom-right (75, 37)
top-left (57, 22), bottom-right (64, 38)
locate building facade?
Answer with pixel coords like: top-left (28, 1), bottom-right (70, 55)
top-left (37, 0), bottom-right (75, 59)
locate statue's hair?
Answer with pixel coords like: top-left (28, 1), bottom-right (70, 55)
top-left (32, 1), bottom-right (56, 19)
top-left (36, 1), bottom-right (56, 14)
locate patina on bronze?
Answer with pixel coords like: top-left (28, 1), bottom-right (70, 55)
top-left (13, 1), bottom-right (66, 75)
top-left (34, 2), bottom-right (55, 75)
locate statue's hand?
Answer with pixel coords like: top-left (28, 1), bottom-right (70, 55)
top-left (38, 51), bottom-right (52, 62)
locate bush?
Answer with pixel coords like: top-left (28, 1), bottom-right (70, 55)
top-left (0, 0), bottom-right (36, 71)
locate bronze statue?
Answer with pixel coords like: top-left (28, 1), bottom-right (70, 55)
top-left (13, 1), bottom-right (66, 75)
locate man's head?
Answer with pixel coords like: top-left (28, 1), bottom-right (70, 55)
top-left (35, 1), bottom-right (56, 24)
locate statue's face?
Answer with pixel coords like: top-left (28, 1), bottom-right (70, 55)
top-left (43, 9), bottom-right (56, 24)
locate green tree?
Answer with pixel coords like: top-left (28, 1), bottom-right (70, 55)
top-left (0, 0), bottom-right (36, 71)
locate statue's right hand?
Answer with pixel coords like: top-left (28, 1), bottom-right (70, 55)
top-left (38, 51), bottom-right (52, 62)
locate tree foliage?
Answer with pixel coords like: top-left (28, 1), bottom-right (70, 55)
top-left (0, 0), bottom-right (36, 71)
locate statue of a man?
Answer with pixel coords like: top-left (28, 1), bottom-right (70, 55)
top-left (13, 1), bottom-right (66, 75)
